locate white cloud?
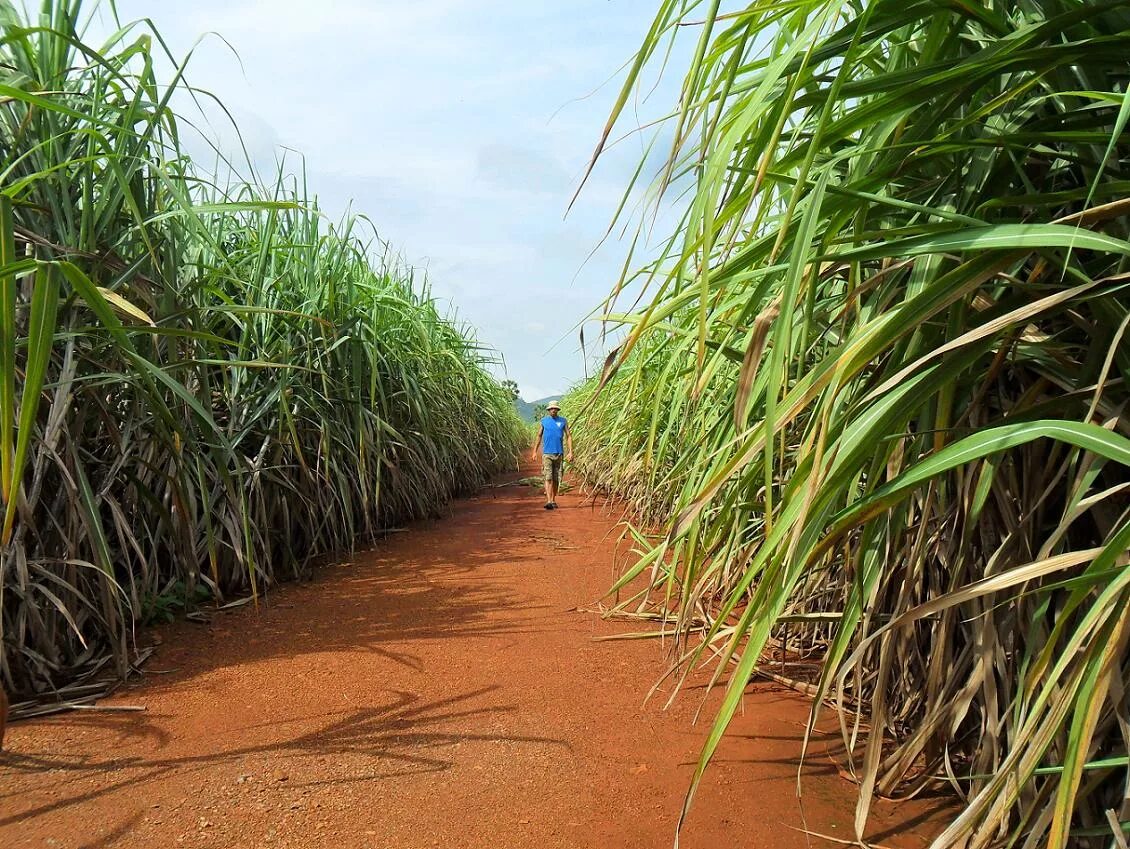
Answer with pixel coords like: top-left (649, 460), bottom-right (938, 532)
top-left (475, 144), bottom-right (570, 195)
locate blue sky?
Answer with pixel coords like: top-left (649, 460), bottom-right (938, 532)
top-left (91, 0), bottom-right (687, 401)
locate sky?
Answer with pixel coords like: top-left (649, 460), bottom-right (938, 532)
top-left (88, 0), bottom-right (689, 402)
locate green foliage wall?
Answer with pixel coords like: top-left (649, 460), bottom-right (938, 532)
top-left (0, 1), bottom-right (525, 696)
top-left (568, 2), bottom-right (1130, 846)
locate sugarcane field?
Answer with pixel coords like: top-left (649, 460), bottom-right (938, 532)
top-left (2, 1), bottom-right (1129, 847)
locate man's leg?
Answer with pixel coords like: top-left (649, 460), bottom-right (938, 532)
top-left (542, 454), bottom-right (554, 508)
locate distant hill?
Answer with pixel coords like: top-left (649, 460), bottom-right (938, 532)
top-left (514, 395), bottom-right (561, 423)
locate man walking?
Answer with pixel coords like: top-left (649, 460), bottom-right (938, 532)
top-left (533, 401), bottom-right (572, 510)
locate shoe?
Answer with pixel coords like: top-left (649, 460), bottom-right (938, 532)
top-left (544, 503), bottom-right (553, 510)
top-left (549, 502), bottom-right (558, 510)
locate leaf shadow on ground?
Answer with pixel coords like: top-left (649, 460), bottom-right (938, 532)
top-left (148, 482), bottom-right (562, 686)
top-left (1, 482), bottom-right (576, 829)
top-left (1, 685), bottom-right (569, 827)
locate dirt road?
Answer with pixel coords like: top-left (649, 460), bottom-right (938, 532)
top-left (1, 468), bottom-right (946, 848)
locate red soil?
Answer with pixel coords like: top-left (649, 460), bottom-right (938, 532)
top-left (1, 466), bottom-right (950, 848)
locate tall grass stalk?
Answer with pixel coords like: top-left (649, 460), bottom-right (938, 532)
top-left (0, 1), bottom-right (524, 697)
top-left (568, 2), bottom-right (1130, 846)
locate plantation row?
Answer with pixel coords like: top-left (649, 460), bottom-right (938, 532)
top-left (566, 2), bottom-right (1130, 848)
top-left (0, 3), bottom-right (525, 697)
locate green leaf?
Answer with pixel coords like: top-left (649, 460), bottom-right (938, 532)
top-left (2, 264), bottom-right (59, 544)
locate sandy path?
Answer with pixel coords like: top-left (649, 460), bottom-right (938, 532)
top-left (1, 467), bottom-right (947, 848)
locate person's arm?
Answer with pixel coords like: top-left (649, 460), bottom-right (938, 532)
top-left (533, 423), bottom-right (543, 459)
top-left (565, 423), bottom-right (574, 463)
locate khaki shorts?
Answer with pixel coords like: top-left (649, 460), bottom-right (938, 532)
top-left (542, 453), bottom-right (563, 486)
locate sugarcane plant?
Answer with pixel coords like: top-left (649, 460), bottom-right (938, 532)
top-left (566, 1), bottom-right (1130, 846)
top-left (0, 0), bottom-right (525, 701)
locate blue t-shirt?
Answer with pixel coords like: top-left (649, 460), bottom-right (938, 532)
top-left (541, 414), bottom-right (567, 454)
